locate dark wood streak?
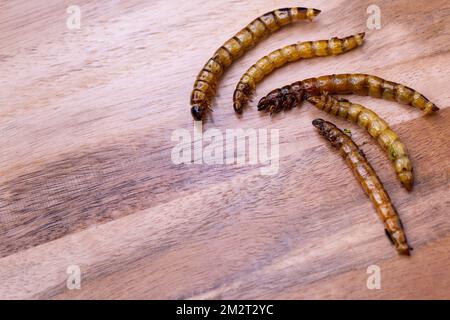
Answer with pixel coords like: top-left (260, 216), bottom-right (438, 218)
top-left (0, 140), bottom-right (248, 258)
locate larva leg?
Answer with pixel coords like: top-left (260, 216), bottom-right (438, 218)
top-left (190, 7), bottom-right (321, 121)
top-left (312, 118), bottom-right (411, 255)
top-left (258, 73), bottom-right (439, 115)
top-left (308, 94), bottom-right (414, 190)
top-left (233, 33), bottom-right (365, 114)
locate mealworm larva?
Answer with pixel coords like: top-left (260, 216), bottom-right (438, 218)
top-left (312, 118), bottom-right (411, 255)
top-left (190, 7), bottom-right (321, 121)
top-left (257, 73), bottom-right (439, 115)
top-left (308, 94), bottom-right (414, 191)
top-left (233, 33), bottom-right (365, 114)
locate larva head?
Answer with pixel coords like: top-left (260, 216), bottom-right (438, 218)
top-left (356, 32), bottom-right (366, 45)
top-left (257, 83), bottom-right (304, 114)
top-left (398, 171), bottom-right (413, 191)
top-left (350, 32), bottom-right (366, 47)
top-left (390, 230), bottom-right (411, 256)
top-left (233, 101), bottom-right (243, 115)
top-left (233, 83), bottom-right (252, 114)
top-left (312, 117), bottom-right (331, 135)
top-left (191, 105), bottom-right (205, 121)
top-left (396, 244), bottom-right (411, 256)
top-left (424, 102), bottom-right (440, 115)
top-left (312, 119), bottom-right (344, 146)
top-left (312, 118), bottom-right (337, 134)
top-left (305, 8), bottom-right (322, 20)
top-left (312, 118), bottom-right (326, 130)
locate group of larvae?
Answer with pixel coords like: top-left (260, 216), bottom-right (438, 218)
top-left (190, 8), bottom-right (439, 256)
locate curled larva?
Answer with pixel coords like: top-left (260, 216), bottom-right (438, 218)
top-left (233, 33), bottom-right (365, 114)
top-left (312, 118), bottom-right (411, 256)
top-left (190, 7), bottom-right (321, 121)
top-left (308, 94), bottom-right (413, 191)
top-left (258, 73), bottom-right (439, 115)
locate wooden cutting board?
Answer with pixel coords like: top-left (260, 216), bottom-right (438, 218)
top-left (0, 0), bottom-right (449, 299)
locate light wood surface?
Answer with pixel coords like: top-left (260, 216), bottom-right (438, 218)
top-left (0, 0), bottom-right (449, 299)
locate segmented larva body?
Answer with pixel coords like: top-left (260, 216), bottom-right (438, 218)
top-left (190, 7), bottom-right (321, 121)
top-left (258, 73), bottom-right (439, 115)
top-left (233, 33), bottom-right (365, 114)
top-left (308, 94), bottom-right (413, 190)
top-left (312, 119), bottom-right (411, 255)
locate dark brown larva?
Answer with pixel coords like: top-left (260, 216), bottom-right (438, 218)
top-left (190, 7), bottom-right (321, 121)
top-left (233, 33), bottom-right (365, 114)
top-left (308, 94), bottom-right (414, 190)
top-left (312, 118), bottom-right (411, 255)
top-left (258, 73), bottom-right (439, 115)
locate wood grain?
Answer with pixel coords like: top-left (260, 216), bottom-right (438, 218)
top-left (0, 0), bottom-right (449, 299)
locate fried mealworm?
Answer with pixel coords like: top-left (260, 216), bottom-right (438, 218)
top-left (312, 119), bottom-right (411, 255)
top-left (308, 94), bottom-right (414, 190)
top-left (233, 33), bottom-right (365, 114)
top-left (258, 73), bottom-right (439, 115)
top-left (190, 7), bottom-right (321, 121)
